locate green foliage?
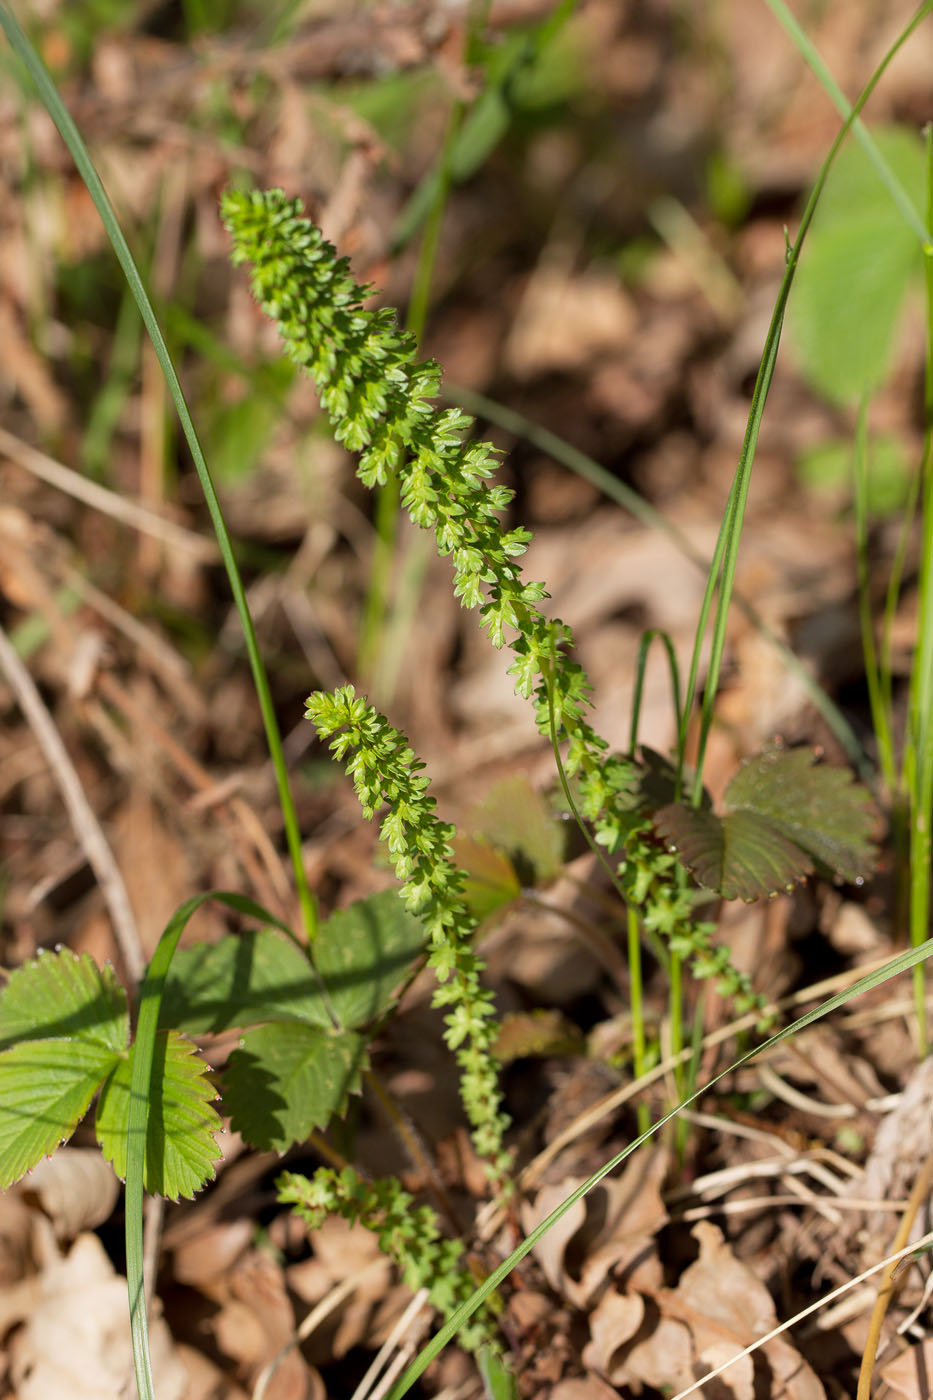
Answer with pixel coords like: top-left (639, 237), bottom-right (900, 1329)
top-left (97, 1032), bottom-right (219, 1199)
top-left (224, 1024), bottom-right (368, 1153)
top-left (0, 890), bottom-right (426, 1192)
top-left (790, 125), bottom-right (926, 402)
top-left (0, 948), bottom-right (221, 1198)
top-left (796, 433), bottom-right (912, 517)
top-left (655, 744), bottom-right (879, 902)
top-left (278, 1166), bottom-right (501, 1354)
top-left (160, 890), bottom-right (425, 1034)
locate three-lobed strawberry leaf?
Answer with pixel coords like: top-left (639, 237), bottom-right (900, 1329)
top-left (159, 889), bottom-right (425, 1153)
top-left (654, 745), bottom-right (878, 902)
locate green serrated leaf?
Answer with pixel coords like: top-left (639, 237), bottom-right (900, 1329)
top-left (0, 1038), bottom-right (121, 1188)
top-left (655, 747), bottom-right (877, 901)
top-left (654, 804), bottom-right (813, 903)
top-left (159, 928), bottom-right (331, 1034)
top-left (224, 1023), bottom-right (368, 1153)
top-left (159, 891), bottom-right (424, 1035)
top-left (790, 126), bottom-right (925, 402)
top-left (314, 891), bottom-right (426, 1029)
top-left (0, 947), bottom-right (127, 1054)
top-left (97, 1030), bottom-right (220, 1200)
top-left (725, 745), bottom-right (878, 883)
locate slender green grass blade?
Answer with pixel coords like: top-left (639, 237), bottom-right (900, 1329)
top-left (0, 2), bottom-right (317, 945)
top-left (690, 2), bottom-right (933, 805)
top-left (764, 0), bottom-right (930, 248)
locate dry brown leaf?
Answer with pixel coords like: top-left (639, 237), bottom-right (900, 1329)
top-left (18, 1147), bottom-right (120, 1240)
top-left (661, 1222), bottom-right (825, 1400)
top-left (8, 1232), bottom-right (186, 1400)
top-left (551, 1374), bottom-right (623, 1400)
top-left (879, 1338), bottom-right (933, 1400)
top-left (522, 1147), bottom-right (667, 1308)
top-left (173, 1219), bottom-right (254, 1291)
top-left (212, 1248), bottom-right (318, 1400)
top-left (506, 250), bottom-right (635, 378)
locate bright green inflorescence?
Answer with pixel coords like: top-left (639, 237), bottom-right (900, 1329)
top-left (221, 188), bottom-right (765, 1151)
top-left (221, 187), bottom-right (632, 831)
top-left (307, 685), bottom-right (510, 1177)
top-left (278, 1166), bottom-right (499, 1353)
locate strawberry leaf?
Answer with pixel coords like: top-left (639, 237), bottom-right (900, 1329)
top-left (159, 891), bottom-right (424, 1035)
top-left (655, 746), bottom-right (877, 901)
top-left (224, 1023), bottom-right (368, 1153)
top-left (0, 1039), bottom-right (122, 1188)
top-left (0, 947), bottom-right (127, 1054)
top-left (97, 1030), bottom-right (220, 1200)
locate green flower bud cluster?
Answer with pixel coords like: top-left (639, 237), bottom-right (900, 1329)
top-left (307, 686), bottom-right (510, 1178)
top-left (278, 1166), bottom-right (499, 1353)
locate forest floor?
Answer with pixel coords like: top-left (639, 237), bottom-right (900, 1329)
top-left (2, 2), bottom-right (933, 1398)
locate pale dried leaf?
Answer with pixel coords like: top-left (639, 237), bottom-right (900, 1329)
top-left (581, 1289), bottom-right (644, 1372)
top-left (20, 1147), bottom-right (120, 1239)
top-left (522, 1148), bottom-right (667, 1308)
top-left (551, 1374), bottom-right (624, 1400)
top-left (879, 1338), bottom-right (933, 1400)
top-left (665, 1223), bottom-right (825, 1400)
top-left (8, 1232), bottom-right (186, 1400)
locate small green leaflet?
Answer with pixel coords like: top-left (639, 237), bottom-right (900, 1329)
top-left (224, 1024), bottom-right (368, 1153)
top-left (160, 889), bottom-right (425, 1035)
top-left (0, 945), bottom-right (221, 1198)
top-left (97, 1031), bottom-right (220, 1200)
top-left (654, 745), bottom-right (878, 902)
top-left (0, 950), bottom-right (128, 1190)
top-left (0, 947), bottom-right (127, 1054)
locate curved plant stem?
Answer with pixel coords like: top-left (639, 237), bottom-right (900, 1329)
top-left (0, 2), bottom-right (318, 946)
top-left (856, 1147), bottom-right (933, 1400)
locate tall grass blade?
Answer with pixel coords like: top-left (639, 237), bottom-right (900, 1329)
top-left (0, 1), bottom-right (317, 946)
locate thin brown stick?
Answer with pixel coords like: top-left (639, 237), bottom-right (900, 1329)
top-left (0, 425), bottom-right (216, 562)
top-left (0, 621), bottom-right (144, 981)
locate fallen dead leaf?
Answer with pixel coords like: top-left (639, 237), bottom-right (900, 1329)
top-left (8, 1231), bottom-right (186, 1400)
top-left (18, 1147), bottom-right (120, 1240)
top-left (659, 1222), bottom-right (825, 1400)
top-left (522, 1147), bottom-right (668, 1309)
top-left (879, 1338), bottom-right (933, 1400)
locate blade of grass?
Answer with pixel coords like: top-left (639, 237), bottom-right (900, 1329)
top-left (0, 2), bottom-right (317, 946)
top-left (126, 891), bottom-right (299, 1400)
top-left (690, 1), bottom-right (933, 805)
top-left (385, 933), bottom-right (933, 1399)
top-left (903, 123), bottom-right (933, 1053)
top-left (853, 397), bottom-right (897, 792)
top-left (765, 0), bottom-right (930, 248)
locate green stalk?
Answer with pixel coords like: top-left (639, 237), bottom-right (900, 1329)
top-left (853, 397), bottom-right (897, 793)
top-left (903, 124), bottom-right (933, 1053)
top-left (690, 1), bottom-right (933, 805)
top-left (0, 2), bottom-right (317, 944)
top-left (626, 904), bottom-right (650, 1138)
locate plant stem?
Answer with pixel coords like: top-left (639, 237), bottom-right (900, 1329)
top-left (627, 906), bottom-right (650, 1137)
